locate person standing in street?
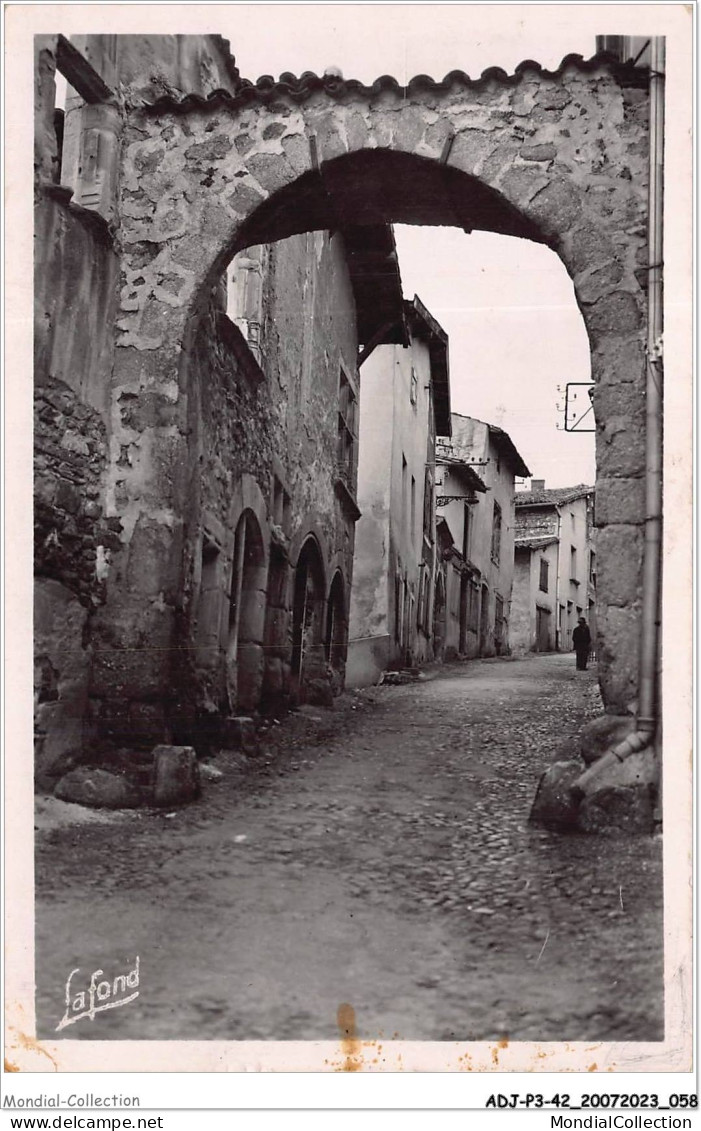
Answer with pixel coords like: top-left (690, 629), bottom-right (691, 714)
top-left (572, 617), bottom-right (592, 671)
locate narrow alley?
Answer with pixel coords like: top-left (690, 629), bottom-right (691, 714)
top-left (35, 654), bottom-right (664, 1045)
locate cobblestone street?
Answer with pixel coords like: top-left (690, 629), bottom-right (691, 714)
top-left (35, 654), bottom-right (664, 1044)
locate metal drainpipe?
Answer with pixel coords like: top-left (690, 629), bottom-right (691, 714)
top-left (554, 507), bottom-right (562, 650)
top-left (573, 38), bottom-right (665, 798)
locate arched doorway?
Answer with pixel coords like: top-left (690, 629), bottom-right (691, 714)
top-left (325, 571), bottom-right (347, 694)
top-left (226, 510), bottom-right (266, 712)
top-left (291, 537), bottom-right (326, 696)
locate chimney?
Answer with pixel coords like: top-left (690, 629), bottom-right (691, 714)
top-left (531, 479), bottom-right (545, 492)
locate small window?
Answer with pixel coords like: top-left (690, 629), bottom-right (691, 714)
top-left (570, 545), bottom-right (577, 579)
top-left (539, 558), bottom-right (549, 593)
top-left (411, 475), bottom-right (416, 539)
top-left (410, 366), bottom-right (418, 406)
top-left (336, 367), bottom-right (358, 487)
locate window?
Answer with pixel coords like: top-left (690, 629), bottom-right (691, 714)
top-left (336, 367), bottom-right (358, 487)
top-left (411, 475), bottom-right (416, 539)
top-left (539, 558), bottom-right (549, 593)
top-left (410, 366), bottom-right (418, 406)
top-left (401, 455), bottom-right (408, 527)
top-left (491, 502), bottom-right (502, 565)
top-left (570, 545), bottom-right (577, 580)
top-left (589, 550), bottom-right (597, 586)
top-left (228, 247), bottom-right (265, 363)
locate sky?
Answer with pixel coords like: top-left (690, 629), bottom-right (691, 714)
top-left (217, 5), bottom-right (597, 488)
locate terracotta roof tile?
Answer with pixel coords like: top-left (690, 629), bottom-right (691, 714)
top-left (136, 52), bottom-right (649, 114)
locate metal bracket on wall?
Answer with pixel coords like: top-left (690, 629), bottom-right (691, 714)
top-left (563, 382), bottom-right (596, 433)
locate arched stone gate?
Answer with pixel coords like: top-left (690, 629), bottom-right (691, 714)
top-left (41, 37), bottom-right (652, 744)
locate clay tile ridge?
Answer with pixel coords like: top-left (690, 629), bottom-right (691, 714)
top-left (138, 51), bottom-right (648, 114)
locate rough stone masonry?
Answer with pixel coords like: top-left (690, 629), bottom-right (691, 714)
top-left (34, 34), bottom-right (652, 781)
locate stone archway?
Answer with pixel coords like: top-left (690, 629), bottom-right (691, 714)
top-left (291, 537), bottom-right (327, 698)
top-left (226, 509), bottom-right (267, 713)
top-left (95, 49), bottom-right (650, 734)
top-left (325, 571), bottom-right (347, 693)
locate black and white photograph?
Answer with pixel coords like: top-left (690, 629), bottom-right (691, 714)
top-left (4, 1), bottom-right (693, 1083)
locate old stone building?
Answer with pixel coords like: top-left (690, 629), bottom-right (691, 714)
top-left (346, 296), bottom-right (451, 686)
top-left (433, 456), bottom-right (489, 661)
top-left (511, 482), bottom-right (596, 654)
top-left (436, 415), bottom-right (531, 658)
top-left (33, 31), bottom-right (663, 809)
top-left (34, 35), bottom-right (409, 781)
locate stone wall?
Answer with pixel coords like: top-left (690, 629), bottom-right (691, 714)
top-left (35, 35), bottom-right (655, 771)
top-left (117, 229), bottom-right (363, 749)
top-left (34, 155), bottom-right (121, 778)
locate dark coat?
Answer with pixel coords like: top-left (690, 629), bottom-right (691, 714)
top-left (573, 623), bottom-right (591, 650)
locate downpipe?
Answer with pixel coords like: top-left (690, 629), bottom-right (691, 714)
top-left (571, 38), bottom-right (665, 807)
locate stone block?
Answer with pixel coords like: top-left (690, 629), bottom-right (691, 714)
top-left (393, 107), bottom-right (427, 153)
top-left (578, 713), bottom-right (636, 765)
top-left (236, 642), bottom-right (265, 711)
top-left (152, 745), bottom-right (201, 807)
top-left (519, 143), bottom-right (557, 162)
top-left (583, 291), bottom-right (643, 336)
top-left (529, 758), bottom-right (583, 830)
top-left (55, 766), bottom-right (142, 809)
top-left (525, 177), bottom-right (582, 240)
top-left (578, 784), bottom-right (657, 835)
top-left (594, 479), bottom-right (645, 526)
top-left (595, 525), bottom-right (643, 607)
top-left (499, 166), bottom-right (550, 208)
top-left (247, 152), bottom-right (294, 196)
top-left (448, 129), bottom-right (494, 176)
top-left (596, 605), bottom-right (641, 714)
top-left (281, 132), bottom-right (310, 175)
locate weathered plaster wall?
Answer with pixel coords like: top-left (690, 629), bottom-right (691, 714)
top-left (348, 329), bottom-right (437, 682)
top-left (386, 337), bottom-right (435, 668)
top-left (346, 343), bottom-right (394, 686)
top-left (557, 497), bottom-right (593, 650)
top-left (447, 416), bottom-right (519, 655)
top-left (263, 231), bottom-right (358, 569)
top-left (435, 465), bottom-right (481, 660)
top-left (510, 551), bottom-right (535, 652)
top-left (510, 543), bottom-right (559, 652)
